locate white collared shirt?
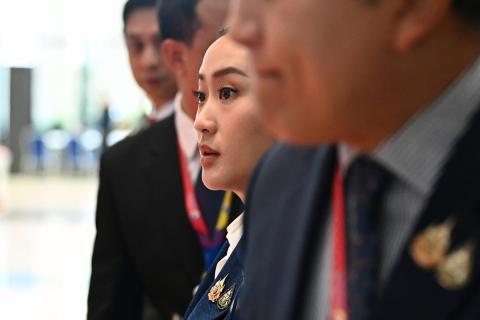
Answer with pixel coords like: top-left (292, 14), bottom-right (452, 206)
top-left (214, 213), bottom-right (244, 278)
top-left (174, 93), bottom-right (201, 182)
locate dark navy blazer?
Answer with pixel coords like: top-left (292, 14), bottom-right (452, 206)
top-left (185, 239), bottom-right (245, 320)
top-left (236, 107), bottom-right (480, 320)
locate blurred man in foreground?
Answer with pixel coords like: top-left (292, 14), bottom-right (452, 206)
top-left (229, 0), bottom-right (480, 319)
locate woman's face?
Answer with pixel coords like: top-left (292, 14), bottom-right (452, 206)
top-left (194, 36), bottom-right (274, 197)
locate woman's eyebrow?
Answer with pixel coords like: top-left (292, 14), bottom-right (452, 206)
top-left (198, 67), bottom-right (248, 81)
top-left (213, 67), bottom-right (248, 78)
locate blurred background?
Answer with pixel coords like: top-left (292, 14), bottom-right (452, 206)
top-left (0, 0), bottom-right (156, 318)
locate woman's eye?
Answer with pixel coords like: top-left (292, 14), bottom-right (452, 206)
top-left (218, 87), bottom-right (238, 100)
top-left (193, 91), bottom-right (206, 104)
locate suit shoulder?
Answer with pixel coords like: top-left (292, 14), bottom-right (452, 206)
top-left (256, 143), bottom-right (330, 176)
top-left (101, 115), bottom-right (175, 167)
top-left (246, 143), bottom-right (334, 209)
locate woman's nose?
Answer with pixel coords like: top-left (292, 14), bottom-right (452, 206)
top-left (194, 106), bottom-right (216, 135)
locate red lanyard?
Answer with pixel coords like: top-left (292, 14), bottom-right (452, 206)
top-left (329, 165), bottom-right (349, 320)
top-left (176, 141), bottom-right (231, 248)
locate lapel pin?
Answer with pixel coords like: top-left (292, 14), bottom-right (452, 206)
top-left (410, 217), bottom-right (455, 269)
top-left (208, 274), bottom-right (228, 303)
top-left (436, 242), bottom-right (474, 290)
top-left (217, 283), bottom-right (236, 310)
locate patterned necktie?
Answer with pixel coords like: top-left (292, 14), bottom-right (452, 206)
top-left (344, 156), bottom-right (390, 320)
top-left (194, 170), bottom-right (225, 234)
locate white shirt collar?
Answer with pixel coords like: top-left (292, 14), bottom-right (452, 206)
top-left (338, 144), bottom-right (358, 176)
top-left (373, 54), bottom-right (480, 195)
top-left (174, 93), bottom-right (198, 159)
top-left (214, 212), bottom-right (244, 278)
top-left (150, 99), bottom-right (174, 121)
top-left (226, 213), bottom-right (244, 248)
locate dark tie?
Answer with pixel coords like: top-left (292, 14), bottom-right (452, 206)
top-left (344, 156), bottom-right (390, 320)
top-left (195, 170), bottom-right (225, 234)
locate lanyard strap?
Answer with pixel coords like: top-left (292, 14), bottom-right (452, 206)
top-left (177, 141), bottom-right (232, 248)
top-left (329, 165), bottom-right (349, 320)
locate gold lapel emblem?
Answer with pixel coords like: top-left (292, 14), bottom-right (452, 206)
top-left (410, 218), bottom-right (455, 269)
top-left (208, 274), bottom-right (228, 303)
top-left (217, 283), bottom-right (236, 310)
top-left (436, 243), bottom-right (474, 290)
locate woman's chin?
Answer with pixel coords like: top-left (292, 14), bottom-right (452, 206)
top-left (202, 177), bottom-right (230, 192)
top-left (201, 178), bottom-right (222, 191)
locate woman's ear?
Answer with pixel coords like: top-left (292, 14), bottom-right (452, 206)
top-left (392, 0), bottom-right (451, 52)
top-left (161, 39), bottom-right (187, 74)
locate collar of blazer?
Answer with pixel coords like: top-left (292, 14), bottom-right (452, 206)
top-left (185, 240), bottom-right (245, 319)
top-left (147, 114), bottom-right (176, 156)
top-left (241, 144), bottom-right (338, 320)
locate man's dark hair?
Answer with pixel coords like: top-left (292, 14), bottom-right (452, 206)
top-left (157, 0), bottom-right (200, 45)
top-left (122, 0), bottom-right (157, 29)
top-left (454, 0), bottom-right (480, 25)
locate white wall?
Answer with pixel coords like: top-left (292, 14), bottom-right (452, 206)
top-left (0, 0), bottom-right (150, 131)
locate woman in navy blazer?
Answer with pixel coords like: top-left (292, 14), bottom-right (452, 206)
top-left (184, 33), bottom-right (275, 319)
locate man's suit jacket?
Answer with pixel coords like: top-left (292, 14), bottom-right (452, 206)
top-left (184, 240), bottom-right (244, 320)
top-left (87, 115), bottom-right (242, 319)
top-left (236, 108), bottom-right (480, 320)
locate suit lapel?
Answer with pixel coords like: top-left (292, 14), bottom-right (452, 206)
top-left (260, 146), bottom-right (337, 319)
top-left (373, 108), bottom-right (480, 320)
top-left (145, 116), bottom-right (203, 280)
top-left (186, 241), bottom-right (244, 319)
top-left (185, 242), bottom-right (229, 317)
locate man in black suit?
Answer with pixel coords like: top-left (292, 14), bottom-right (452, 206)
top-left (87, 0), bottom-right (238, 319)
top-left (228, 0), bottom-right (480, 319)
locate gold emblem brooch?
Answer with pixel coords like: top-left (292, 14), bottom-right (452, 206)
top-left (208, 274), bottom-right (228, 303)
top-left (436, 243), bottom-right (474, 290)
top-left (410, 218), bottom-right (455, 269)
top-left (410, 217), bottom-right (475, 290)
top-left (217, 283), bottom-right (236, 310)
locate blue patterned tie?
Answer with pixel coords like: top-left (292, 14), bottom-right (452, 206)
top-left (344, 156), bottom-right (390, 320)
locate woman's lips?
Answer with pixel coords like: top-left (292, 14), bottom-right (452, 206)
top-left (199, 145), bottom-right (220, 167)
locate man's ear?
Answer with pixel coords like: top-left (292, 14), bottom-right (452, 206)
top-left (392, 0), bottom-right (451, 52)
top-left (161, 39), bottom-right (188, 74)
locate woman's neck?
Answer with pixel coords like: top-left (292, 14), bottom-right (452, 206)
top-left (233, 190), bottom-right (245, 204)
